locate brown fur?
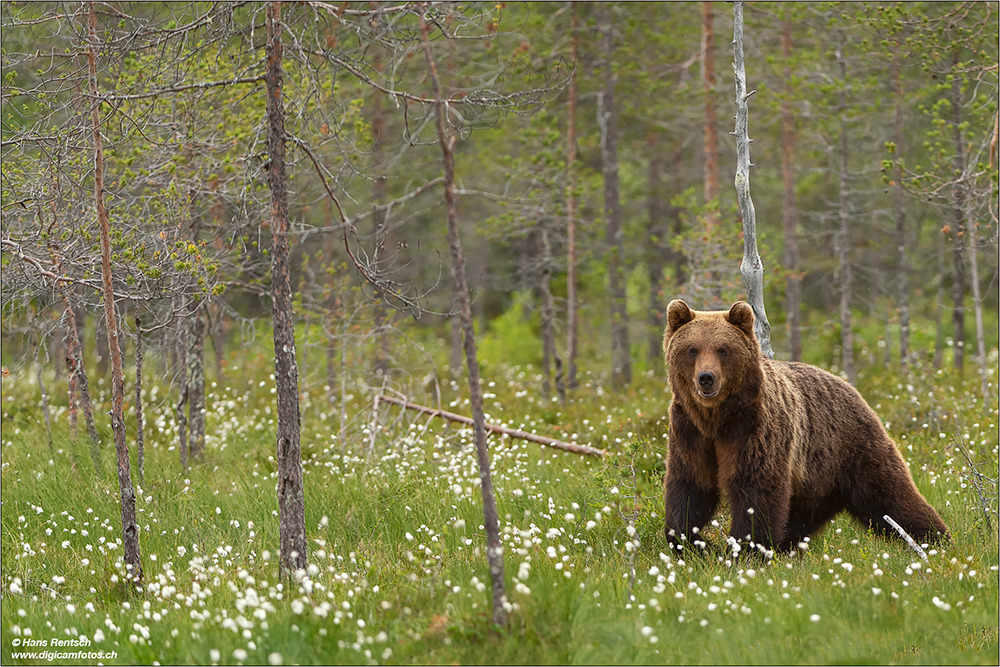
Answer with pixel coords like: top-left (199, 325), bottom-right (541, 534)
top-left (662, 299), bottom-right (948, 552)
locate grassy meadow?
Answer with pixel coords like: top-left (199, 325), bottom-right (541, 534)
top-left (1, 315), bottom-right (998, 665)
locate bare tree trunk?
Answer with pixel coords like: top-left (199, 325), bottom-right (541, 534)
top-left (835, 33), bottom-right (855, 385)
top-left (732, 0), bottom-right (773, 359)
top-left (88, 1), bottom-right (141, 584)
top-left (892, 57), bottom-right (910, 372)
top-left (421, 15), bottom-right (507, 627)
top-left (324, 198), bottom-right (338, 401)
top-left (967, 210), bottom-right (989, 403)
top-left (539, 215), bottom-right (562, 402)
top-left (34, 333), bottom-right (54, 456)
top-left (450, 314), bottom-right (463, 378)
top-left (702, 0), bottom-right (719, 228)
top-left (647, 132), bottom-right (666, 363)
top-left (565, 1), bottom-right (579, 391)
top-left (372, 49), bottom-right (391, 377)
top-left (599, 4), bottom-right (631, 389)
top-left (65, 299), bottom-right (101, 473)
top-left (135, 315), bottom-right (145, 482)
top-left (266, 1), bottom-right (307, 576)
top-left (187, 313), bottom-right (205, 461)
top-left (780, 21), bottom-right (802, 362)
top-left (933, 229), bottom-right (946, 369)
top-left (950, 48), bottom-right (967, 378)
top-left (175, 325), bottom-right (189, 474)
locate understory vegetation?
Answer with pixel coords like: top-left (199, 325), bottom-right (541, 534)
top-left (1, 311), bottom-right (997, 666)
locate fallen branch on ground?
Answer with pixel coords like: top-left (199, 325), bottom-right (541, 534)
top-left (379, 395), bottom-right (606, 457)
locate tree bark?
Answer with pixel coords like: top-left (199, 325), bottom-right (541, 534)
top-left (647, 132), bottom-right (666, 363)
top-left (175, 322), bottom-right (189, 474)
top-left (967, 215), bottom-right (988, 403)
top-left (266, 1), bottom-right (307, 576)
top-left (732, 0), bottom-right (773, 359)
top-left (187, 312), bottom-right (205, 461)
top-left (135, 315), bottom-right (145, 482)
top-left (599, 4), bottom-right (631, 389)
top-left (950, 48), bottom-right (967, 377)
top-left (88, 0), bottom-right (142, 584)
top-left (835, 32), bottom-right (855, 385)
top-left (565, 1), bottom-right (579, 391)
top-left (34, 333), bottom-right (54, 456)
top-left (421, 14), bottom-right (507, 627)
top-left (933, 228), bottom-right (946, 369)
top-left (780, 21), bottom-right (802, 362)
top-left (702, 0), bottom-right (719, 228)
top-left (538, 215), bottom-right (562, 402)
top-left (372, 48), bottom-right (391, 377)
top-left (891, 56), bottom-right (910, 372)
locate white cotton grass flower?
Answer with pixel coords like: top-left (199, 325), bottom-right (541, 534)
top-left (810, 614), bottom-right (821, 622)
top-left (268, 652), bottom-right (283, 665)
top-left (233, 648), bottom-right (248, 661)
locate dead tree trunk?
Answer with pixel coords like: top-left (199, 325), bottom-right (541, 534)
top-left (732, 0), bottom-right (773, 358)
top-left (565, 1), bottom-right (579, 391)
top-left (950, 48), bottom-right (967, 378)
top-left (538, 214), bottom-right (563, 402)
top-left (421, 14), bottom-right (507, 627)
top-left (63, 302), bottom-right (102, 477)
top-left (135, 315), bottom-right (145, 482)
top-left (88, 0), bottom-right (142, 584)
top-left (266, 1), bottom-right (307, 576)
top-left (780, 21), bottom-right (802, 362)
top-left (835, 32), bottom-right (855, 385)
top-left (599, 4), bottom-right (631, 389)
top-left (702, 0), bottom-right (720, 229)
top-left (933, 229), bottom-right (946, 369)
top-left (175, 321), bottom-right (189, 474)
top-left (646, 132), bottom-right (666, 363)
top-left (892, 56), bottom-right (910, 372)
top-left (372, 49), bottom-right (391, 377)
top-left (187, 313), bottom-right (205, 461)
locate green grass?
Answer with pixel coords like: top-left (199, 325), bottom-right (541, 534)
top-left (1, 331), bottom-right (997, 665)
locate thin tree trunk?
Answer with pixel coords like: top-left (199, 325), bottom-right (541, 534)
top-left (135, 315), bottom-right (145, 482)
top-left (324, 198), bottom-right (338, 402)
top-left (372, 48), bottom-right (390, 377)
top-left (539, 215), bottom-right (562, 402)
top-left (702, 0), bottom-right (719, 228)
top-left (967, 211), bottom-right (988, 403)
top-left (835, 33), bottom-right (855, 384)
top-left (599, 4), bottom-right (631, 389)
top-left (780, 21), bottom-right (802, 362)
top-left (34, 334), bottom-right (54, 456)
top-left (66, 300), bottom-right (101, 473)
top-left (733, 0), bottom-right (773, 359)
top-left (187, 312), bottom-right (205, 461)
top-left (892, 56), bottom-right (910, 372)
top-left (266, 1), bottom-right (307, 576)
top-left (64, 321), bottom-right (78, 435)
top-left (950, 48), bottom-right (967, 378)
top-left (88, 1), bottom-right (141, 584)
top-left (565, 1), bottom-right (579, 391)
top-left (933, 229), bottom-right (946, 369)
top-left (647, 132), bottom-right (666, 363)
top-left (450, 314), bottom-right (462, 378)
top-left (175, 326), bottom-right (189, 474)
top-left (421, 15), bottom-right (507, 627)
top-left (672, 148), bottom-right (687, 288)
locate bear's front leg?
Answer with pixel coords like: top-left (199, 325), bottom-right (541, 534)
top-left (663, 426), bottom-right (719, 553)
top-left (723, 441), bottom-right (792, 552)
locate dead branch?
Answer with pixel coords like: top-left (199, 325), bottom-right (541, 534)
top-left (379, 395), bottom-right (606, 457)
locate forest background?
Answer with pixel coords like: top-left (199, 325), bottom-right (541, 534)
top-left (0, 2), bottom-right (998, 665)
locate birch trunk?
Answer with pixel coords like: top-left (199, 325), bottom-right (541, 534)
top-left (780, 21), bottom-right (802, 362)
top-left (702, 0), bottom-right (719, 228)
top-left (565, 1), bottom-right (579, 391)
top-left (599, 3), bottom-right (631, 389)
top-left (732, 0), bottom-right (773, 359)
top-left (421, 15), bottom-right (507, 626)
top-left (266, 0), bottom-right (307, 576)
top-left (647, 133), bottom-right (666, 363)
top-left (835, 32), bottom-right (855, 385)
top-left (950, 48), bottom-right (967, 378)
top-left (88, 1), bottom-right (142, 584)
top-left (187, 313), bottom-right (205, 461)
top-left (892, 57), bottom-right (911, 372)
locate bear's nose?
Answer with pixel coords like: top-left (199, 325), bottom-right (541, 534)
top-left (698, 372), bottom-right (716, 388)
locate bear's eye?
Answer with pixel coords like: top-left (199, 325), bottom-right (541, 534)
top-left (688, 346), bottom-right (697, 358)
top-left (718, 346), bottom-right (727, 357)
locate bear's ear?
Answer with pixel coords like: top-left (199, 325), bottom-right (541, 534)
top-left (726, 301), bottom-right (755, 337)
top-left (666, 300), bottom-right (695, 335)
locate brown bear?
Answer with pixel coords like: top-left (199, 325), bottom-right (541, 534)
top-left (662, 299), bottom-right (948, 554)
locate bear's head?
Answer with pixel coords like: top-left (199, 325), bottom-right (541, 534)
top-left (663, 300), bottom-right (762, 407)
